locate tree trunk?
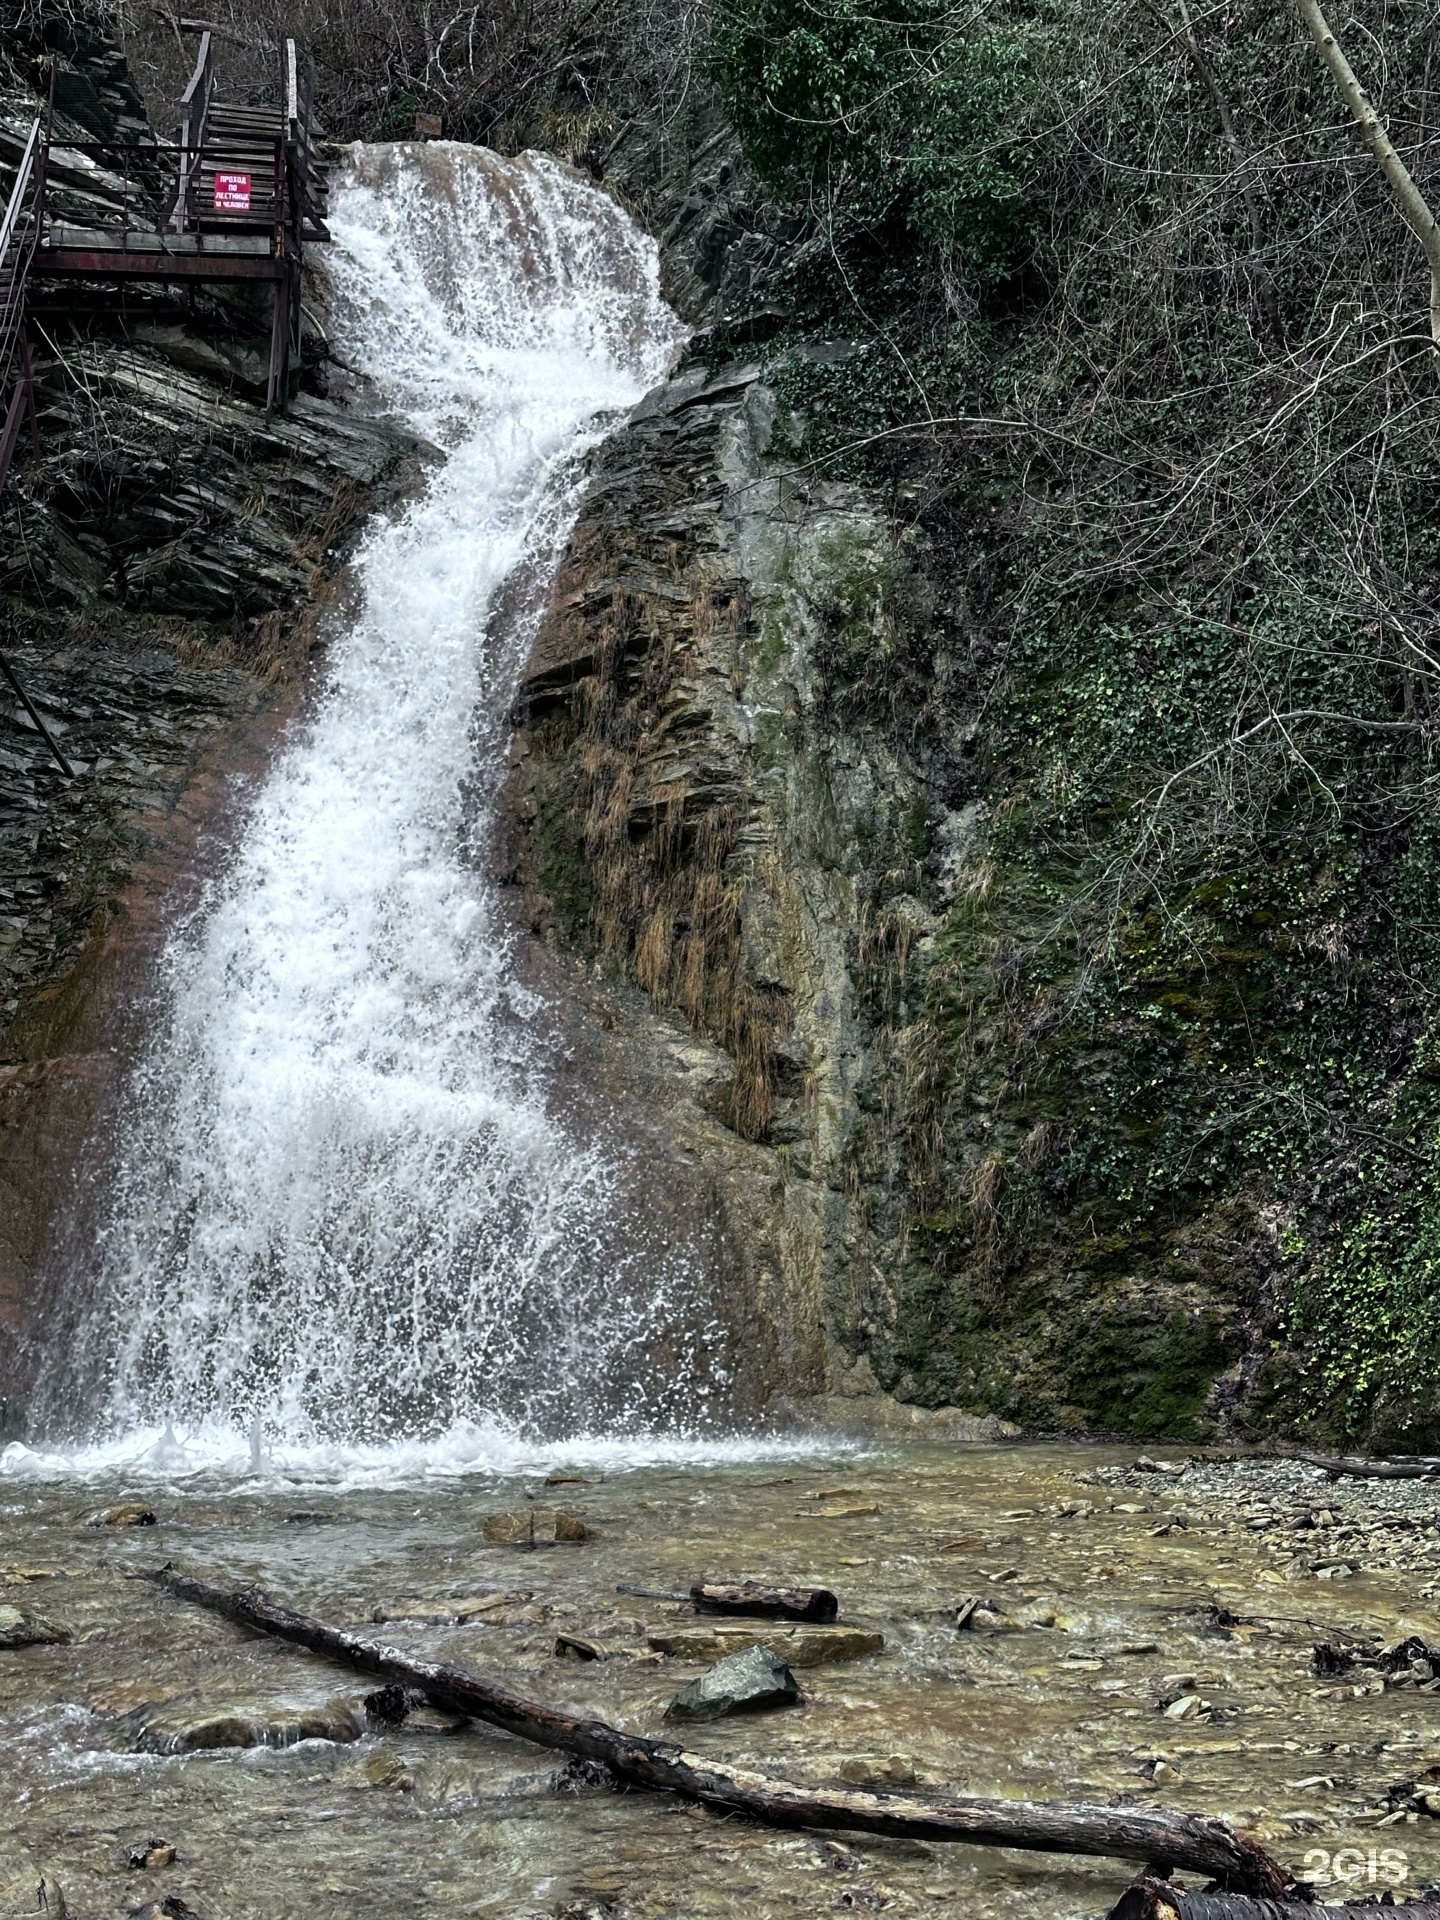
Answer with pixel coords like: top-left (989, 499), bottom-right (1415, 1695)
top-left (148, 1569), bottom-right (1289, 1899)
top-left (1279, 1445), bottom-right (1440, 1481)
top-left (1295, 0), bottom-right (1440, 346)
top-left (1108, 1873), bottom-right (1440, 1919)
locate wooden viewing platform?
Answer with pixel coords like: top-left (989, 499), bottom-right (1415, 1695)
top-left (0, 28), bottom-right (330, 507)
top-left (0, 29), bottom-right (330, 772)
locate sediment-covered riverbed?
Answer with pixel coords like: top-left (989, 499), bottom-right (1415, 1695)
top-left (3, 1442), bottom-right (1439, 1918)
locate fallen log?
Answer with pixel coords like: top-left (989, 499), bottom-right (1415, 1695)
top-left (1106, 1874), bottom-right (1440, 1919)
top-left (690, 1582), bottom-right (839, 1624)
top-left (1277, 1447), bottom-right (1440, 1482)
top-left (147, 1567), bottom-right (1288, 1898)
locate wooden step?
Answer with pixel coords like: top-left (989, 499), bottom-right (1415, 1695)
top-left (207, 117), bottom-right (283, 131)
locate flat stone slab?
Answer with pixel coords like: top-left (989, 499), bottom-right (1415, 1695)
top-left (0, 1604), bottom-right (71, 1648)
top-left (648, 1623), bottom-right (883, 1666)
top-left (482, 1508), bottom-right (595, 1545)
top-left (0, 1846), bottom-right (65, 1918)
top-left (370, 1593), bottom-right (532, 1625)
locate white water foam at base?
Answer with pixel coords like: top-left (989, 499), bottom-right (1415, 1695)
top-left (0, 1421), bottom-right (856, 1490)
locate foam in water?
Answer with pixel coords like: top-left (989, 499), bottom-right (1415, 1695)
top-left (0, 1421), bottom-right (849, 1490)
top-left (24, 145), bottom-right (774, 1474)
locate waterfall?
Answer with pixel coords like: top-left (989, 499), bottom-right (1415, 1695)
top-left (22, 144), bottom-right (743, 1471)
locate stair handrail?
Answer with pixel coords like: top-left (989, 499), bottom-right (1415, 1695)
top-left (285, 42), bottom-right (328, 243)
top-left (0, 113), bottom-right (43, 528)
top-left (173, 28), bottom-right (213, 233)
top-left (0, 116), bottom-right (43, 265)
top-left (0, 116), bottom-right (44, 387)
top-left (285, 37), bottom-right (299, 137)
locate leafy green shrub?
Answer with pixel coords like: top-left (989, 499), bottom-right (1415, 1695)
top-left (705, 0), bottom-right (1034, 281)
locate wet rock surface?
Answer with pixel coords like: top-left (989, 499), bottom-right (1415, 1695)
top-left (0, 13), bottom-right (435, 1374)
top-left (504, 359), bottom-right (941, 1412)
top-left (0, 1602), bottom-right (70, 1647)
top-left (130, 1696), bottom-right (366, 1755)
top-left (483, 1508), bottom-right (598, 1546)
top-left (646, 1622), bottom-right (883, 1665)
top-left (0, 1845), bottom-right (65, 1919)
top-left (2, 1443), bottom-right (1439, 1917)
top-left (666, 1643), bottom-right (800, 1720)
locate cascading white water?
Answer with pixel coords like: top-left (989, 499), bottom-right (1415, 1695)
top-left (29, 144), bottom-right (738, 1469)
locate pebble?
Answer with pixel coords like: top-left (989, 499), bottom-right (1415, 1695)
top-left (341, 1753), bottom-right (414, 1791)
top-left (127, 1842), bottom-right (177, 1870)
top-left (553, 1633), bottom-right (611, 1660)
top-left (87, 1503), bottom-right (156, 1528)
top-left (837, 1755), bottom-right (917, 1789)
top-left (1164, 1694), bottom-right (1208, 1720)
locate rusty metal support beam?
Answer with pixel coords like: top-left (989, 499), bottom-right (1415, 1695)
top-left (0, 379), bottom-right (31, 497)
top-left (0, 650), bottom-right (76, 779)
top-left (33, 249), bottom-right (286, 282)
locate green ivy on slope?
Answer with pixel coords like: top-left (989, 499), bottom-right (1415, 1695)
top-left (705, 0), bottom-right (1034, 282)
top-left (710, 0), bottom-right (1440, 1443)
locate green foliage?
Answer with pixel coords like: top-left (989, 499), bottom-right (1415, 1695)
top-left (705, 0), bottom-right (1034, 280)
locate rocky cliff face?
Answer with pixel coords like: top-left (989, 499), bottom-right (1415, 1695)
top-left (499, 113), bottom-right (1279, 1442)
top-left (2, 5), bottom-right (1385, 1446)
top-left (502, 353), bottom-right (1016, 1433)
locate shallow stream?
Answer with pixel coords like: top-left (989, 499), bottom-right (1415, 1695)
top-left (4, 1442), bottom-right (1440, 1918)
top-left (8, 134), bottom-right (1440, 1920)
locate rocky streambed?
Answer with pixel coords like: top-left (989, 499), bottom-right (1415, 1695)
top-left (3, 1440), bottom-right (1440, 1918)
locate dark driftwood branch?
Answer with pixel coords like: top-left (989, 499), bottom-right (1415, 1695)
top-left (690, 1582), bottom-right (839, 1623)
top-left (1108, 1875), bottom-right (1440, 1919)
top-left (1280, 1446), bottom-right (1440, 1481)
top-left (148, 1569), bottom-right (1287, 1897)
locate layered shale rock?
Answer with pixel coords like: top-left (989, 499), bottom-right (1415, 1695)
top-left (503, 360), bottom-right (967, 1418)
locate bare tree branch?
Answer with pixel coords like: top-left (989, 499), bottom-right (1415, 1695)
top-left (1296, 0), bottom-right (1440, 346)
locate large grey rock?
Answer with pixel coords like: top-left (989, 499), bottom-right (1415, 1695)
top-left (664, 1643), bottom-right (800, 1721)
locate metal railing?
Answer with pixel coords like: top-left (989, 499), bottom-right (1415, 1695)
top-left (172, 27), bottom-right (214, 235)
top-left (1, 114), bottom-right (77, 778)
top-left (0, 114), bottom-right (44, 498)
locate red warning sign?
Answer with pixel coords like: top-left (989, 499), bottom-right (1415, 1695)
top-left (214, 171), bottom-right (252, 211)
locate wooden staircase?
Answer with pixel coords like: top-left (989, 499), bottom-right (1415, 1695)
top-left (0, 32), bottom-right (334, 776)
top-left (172, 33), bottom-right (329, 246)
top-left (26, 30), bottom-right (330, 413)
